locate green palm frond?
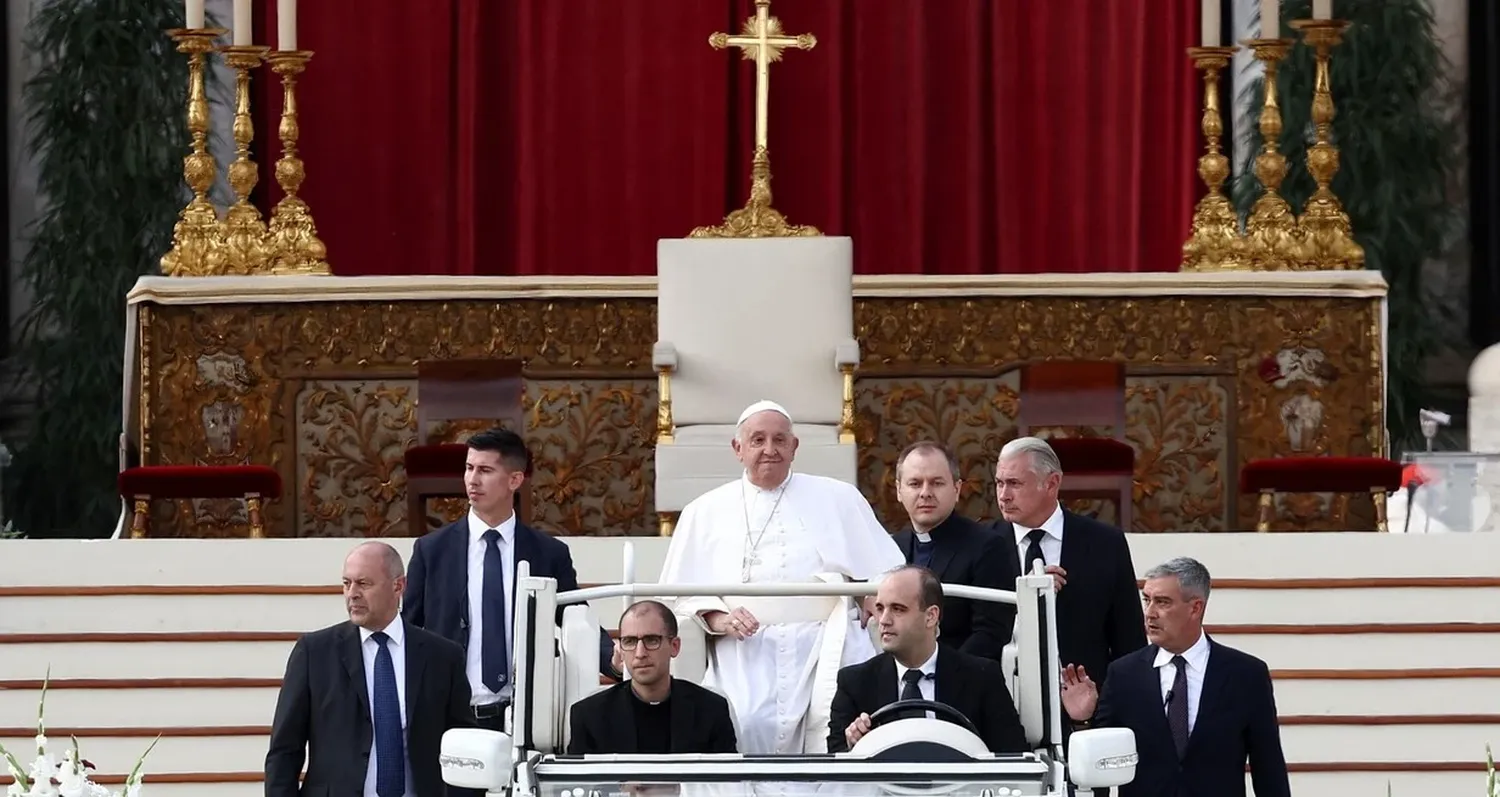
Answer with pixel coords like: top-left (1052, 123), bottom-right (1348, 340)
top-left (4, 0), bottom-right (226, 537)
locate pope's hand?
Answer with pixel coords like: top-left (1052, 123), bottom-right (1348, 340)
top-left (844, 712), bottom-right (873, 749)
top-left (708, 607), bottom-right (761, 639)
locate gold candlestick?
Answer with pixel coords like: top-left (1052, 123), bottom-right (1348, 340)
top-left (1289, 19), bottom-right (1365, 270)
top-left (1181, 46), bottom-right (1248, 272)
top-left (161, 28), bottom-right (229, 277)
top-left (218, 44), bottom-right (273, 274)
top-left (265, 49), bottom-right (330, 275)
top-left (1242, 38), bottom-right (1301, 270)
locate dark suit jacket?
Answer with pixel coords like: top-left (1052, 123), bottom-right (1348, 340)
top-left (1091, 638), bottom-right (1291, 797)
top-left (826, 647), bottom-right (1028, 754)
top-left (403, 518), bottom-right (616, 677)
top-left (993, 510), bottom-right (1147, 689)
top-left (566, 678), bottom-right (739, 755)
top-left (264, 620), bottom-right (474, 797)
top-left (892, 513), bottom-right (1014, 662)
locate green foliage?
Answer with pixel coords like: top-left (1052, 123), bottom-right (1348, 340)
top-left (5, 0), bottom-right (214, 537)
top-left (1231, 0), bottom-right (1464, 452)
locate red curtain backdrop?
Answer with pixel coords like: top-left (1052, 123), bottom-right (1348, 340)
top-left (253, 1), bottom-right (1200, 276)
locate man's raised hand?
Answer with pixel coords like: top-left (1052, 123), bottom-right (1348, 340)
top-left (1060, 663), bottom-right (1098, 721)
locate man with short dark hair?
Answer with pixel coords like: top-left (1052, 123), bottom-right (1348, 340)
top-left (889, 441), bottom-right (1013, 663)
top-left (567, 600), bottom-right (739, 755)
top-left (827, 565), bottom-right (1027, 754)
top-left (1062, 557), bottom-right (1290, 797)
top-left (403, 428), bottom-right (619, 739)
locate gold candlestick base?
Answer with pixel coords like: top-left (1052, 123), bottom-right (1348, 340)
top-left (219, 44), bottom-right (274, 275)
top-left (1242, 37), bottom-right (1302, 270)
top-left (1181, 46), bottom-right (1247, 272)
top-left (265, 49), bottom-right (331, 275)
top-left (1289, 19), bottom-right (1364, 270)
top-left (161, 28), bottom-right (229, 277)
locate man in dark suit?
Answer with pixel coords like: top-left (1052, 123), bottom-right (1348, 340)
top-left (828, 565), bottom-right (1027, 755)
top-left (1061, 557), bottom-right (1291, 797)
top-left (403, 428), bottom-right (620, 733)
top-left (265, 542), bottom-right (474, 797)
top-left (889, 441), bottom-right (1014, 663)
top-left (568, 600), bottom-right (738, 755)
top-left (991, 437), bottom-right (1146, 697)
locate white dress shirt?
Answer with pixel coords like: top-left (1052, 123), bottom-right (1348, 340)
top-left (894, 647), bottom-right (939, 714)
top-left (1153, 631), bottom-right (1210, 734)
top-left (466, 509), bottom-right (517, 706)
top-left (1011, 503), bottom-right (1065, 573)
top-left (359, 616), bottom-right (413, 797)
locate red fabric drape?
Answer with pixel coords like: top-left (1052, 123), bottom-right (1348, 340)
top-left (254, 1), bottom-right (1200, 276)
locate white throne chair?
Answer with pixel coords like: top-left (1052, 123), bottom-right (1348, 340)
top-left (653, 236), bottom-right (861, 534)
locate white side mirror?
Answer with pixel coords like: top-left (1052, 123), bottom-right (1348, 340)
top-left (1067, 727), bottom-right (1137, 789)
top-left (440, 728), bottom-right (514, 793)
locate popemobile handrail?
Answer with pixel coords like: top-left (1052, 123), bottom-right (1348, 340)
top-left (556, 581), bottom-right (1019, 606)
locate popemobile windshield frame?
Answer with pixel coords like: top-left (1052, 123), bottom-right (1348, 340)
top-left (438, 542), bottom-right (1138, 796)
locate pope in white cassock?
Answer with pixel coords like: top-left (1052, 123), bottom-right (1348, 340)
top-left (657, 400), bottom-right (904, 755)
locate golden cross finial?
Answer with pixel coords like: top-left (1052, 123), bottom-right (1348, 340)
top-left (691, 0), bottom-right (821, 238)
top-left (710, 0), bottom-right (816, 152)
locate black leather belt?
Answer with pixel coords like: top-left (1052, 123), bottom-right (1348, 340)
top-left (473, 701), bottom-right (509, 719)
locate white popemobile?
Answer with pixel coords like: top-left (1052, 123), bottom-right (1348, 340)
top-left (438, 544), bottom-right (1138, 796)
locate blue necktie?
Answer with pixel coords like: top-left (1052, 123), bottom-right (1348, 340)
top-left (371, 632), bottom-right (405, 797)
top-left (481, 529), bottom-right (508, 693)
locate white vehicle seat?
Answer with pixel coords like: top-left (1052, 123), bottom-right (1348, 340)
top-left (559, 604), bottom-right (607, 752)
top-left (671, 611), bottom-right (709, 683)
top-left (516, 576), bottom-right (560, 755)
top-left (1002, 640), bottom-right (1021, 717)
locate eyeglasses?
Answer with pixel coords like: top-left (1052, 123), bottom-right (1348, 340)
top-left (618, 634), bottom-right (673, 651)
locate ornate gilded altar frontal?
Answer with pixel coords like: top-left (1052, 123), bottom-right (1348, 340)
top-left (131, 277), bottom-right (1384, 537)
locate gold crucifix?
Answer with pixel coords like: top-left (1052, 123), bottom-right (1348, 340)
top-left (712, 0), bottom-right (815, 152)
top-left (690, 0), bottom-right (822, 238)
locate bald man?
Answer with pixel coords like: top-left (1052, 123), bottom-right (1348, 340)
top-left (658, 399), bottom-right (904, 755)
top-left (266, 542), bottom-right (474, 797)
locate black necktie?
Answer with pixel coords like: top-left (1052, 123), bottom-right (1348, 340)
top-left (1166, 655), bottom-right (1190, 758)
top-left (481, 529), bottom-right (508, 693)
top-left (900, 669), bottom-right (925, 701)
top-left (1023, 528), bottom-right (1046, 574)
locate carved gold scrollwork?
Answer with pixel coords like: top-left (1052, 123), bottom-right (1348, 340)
top-left (137, 293), bottom-right (1380, 536)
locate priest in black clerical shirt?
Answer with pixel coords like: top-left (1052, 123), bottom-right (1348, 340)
top-left (567, 600), bottom-right (739, 755)
top-left (888, 442), bottom-right (1015, 663)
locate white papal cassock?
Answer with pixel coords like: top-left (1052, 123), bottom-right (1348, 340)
top-left (658, 470), bottom-right (904, 754)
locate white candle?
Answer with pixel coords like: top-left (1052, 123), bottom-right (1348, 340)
top-left (1260, 0), bottom-right (1279, 37)
top-left (277, 0), bottom-right (297, 50)
top-left (233, 0), bottom-right (252, 45)
top-left (1313, 0), bottom-right (1332, 19)
top-left (185, 0), bottom-right (205, 29)
top-left (1201, 0), bottom-right (1221, 46)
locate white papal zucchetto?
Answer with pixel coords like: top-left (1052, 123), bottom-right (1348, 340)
top-left (736, 399), bottom-right (793, 427)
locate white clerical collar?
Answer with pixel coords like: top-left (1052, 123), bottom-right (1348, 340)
top-left (468, 508), bottom-right (517, 544)
top-left (1011, 502), bottom-right (1064, 546)
top-left (359, 614), bottom-right (406, 647)
top-left (741, 470), bottom-right (793, 495)
top-left (896, 646), bottom-right (939, 682)
top-left (1153, 630), bottom-right (1210, 672)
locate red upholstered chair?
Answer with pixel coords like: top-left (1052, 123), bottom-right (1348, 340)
top-left (1239, 456), bottom-right (1404, 532)
top-left (403, 359), bottom-right (529, 536)
top-left (1017, 361), bottom-right (1136, 531)
top-left (118, 465), bottom-right (282, 538)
